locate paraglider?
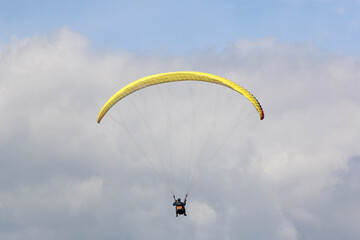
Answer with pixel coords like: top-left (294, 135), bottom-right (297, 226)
top-left (97, 71), bottom-right (264, 123)
top-left (97, 71), bottom-right (264, 216)
top-left (173, 194), bottom-right (188, 217)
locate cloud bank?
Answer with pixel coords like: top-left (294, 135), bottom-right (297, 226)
top-left (0, 28), bottom-right (359, 240)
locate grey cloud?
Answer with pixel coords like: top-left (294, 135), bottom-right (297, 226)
top-left (0, 29), bottom-right (359, 239)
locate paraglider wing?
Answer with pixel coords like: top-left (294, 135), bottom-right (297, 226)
top-left (97, 71), bottom-right (264, 123)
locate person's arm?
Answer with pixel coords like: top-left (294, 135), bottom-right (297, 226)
top-left (184, 194), bottom-right (188, 204)
top-left (173, 195), bottom-right (177, 206)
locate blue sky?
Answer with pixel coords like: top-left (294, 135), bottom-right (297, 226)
top-left (1, 0), bottom-right (360, 55)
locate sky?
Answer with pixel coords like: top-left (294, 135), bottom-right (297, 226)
top-left (1, 0), bottom-right (360, 240)
top-left (1, 0), bottom-right (360, 55)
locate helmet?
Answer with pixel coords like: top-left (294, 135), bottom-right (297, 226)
top-left (177, 198), bottom-right (181, 202)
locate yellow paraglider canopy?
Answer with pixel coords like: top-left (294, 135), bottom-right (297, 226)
top-left (97, 71), bottom-right (264, 123)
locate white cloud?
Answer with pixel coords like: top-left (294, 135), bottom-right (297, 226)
top-left (189, 201), bottom-right (217, 226)
top-left (276, 219), bottom-right (299, 240)
top-left (68, 177), bottom-right (104, 213)
top-left (0, 28), bottom-right (359, 239)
